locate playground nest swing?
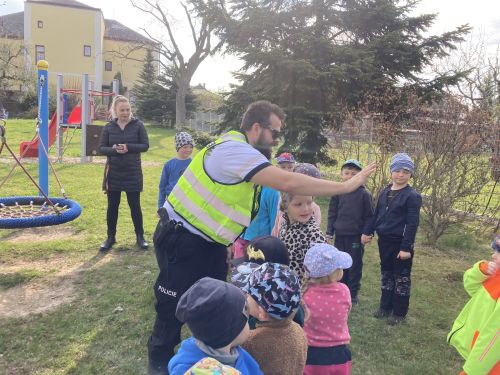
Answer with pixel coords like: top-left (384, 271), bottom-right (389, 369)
top-left (0, 119), bottom-right (82, 229)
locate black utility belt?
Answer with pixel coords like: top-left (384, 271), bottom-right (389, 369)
top-left (153, 207), bottom-right (185, 245)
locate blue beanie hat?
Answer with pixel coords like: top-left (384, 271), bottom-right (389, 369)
top-left (390, 153), bottom-right (414, 175)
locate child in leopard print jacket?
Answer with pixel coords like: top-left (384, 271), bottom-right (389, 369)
top-left (279, 190), bottom-right (326, 278)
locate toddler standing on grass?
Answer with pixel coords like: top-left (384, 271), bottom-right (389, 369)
top-left (302, 243), bottom-right (354, 375)
top-left (157, 131), bottom-right (194, 209)
top-left (326, 159), bottom-right (373, 305)
top-left (362, 153), bottom-right (422, 325)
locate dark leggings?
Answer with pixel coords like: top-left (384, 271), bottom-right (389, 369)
top-left (106, 190), bottom-right (144, 236)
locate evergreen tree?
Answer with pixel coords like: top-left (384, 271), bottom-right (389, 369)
top-left (194, 0), bottom-right (470, 163)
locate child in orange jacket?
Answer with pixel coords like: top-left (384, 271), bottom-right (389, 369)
top-left (447, 235), bottom-right (500, 375)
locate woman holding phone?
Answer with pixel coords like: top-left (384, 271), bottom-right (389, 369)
top-left (98, 95), bottom-right (149, 251)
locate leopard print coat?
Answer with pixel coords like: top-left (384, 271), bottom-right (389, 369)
top-left (279, 215), bottom-right (326, 278)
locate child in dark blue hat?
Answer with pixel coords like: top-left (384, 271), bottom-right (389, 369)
top-left (237, 262), bottom-right (308, 375)
top-left (168, 277), bottom-right (263, 375)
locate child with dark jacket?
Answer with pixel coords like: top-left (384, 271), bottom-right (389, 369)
top-left (326, 159), bottom-right (373, 305)
top-left (362, 153), bottom-right (422, 325)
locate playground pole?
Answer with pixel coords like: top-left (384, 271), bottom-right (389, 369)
top-left (81, 73), bottom-right (88, 163)
top-left (56, 74), bottom-right (63, 162)
top-left (37, 60), bottom-right (49, 196)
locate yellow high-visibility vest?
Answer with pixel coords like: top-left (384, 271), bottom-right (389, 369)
top-left (168, 131), bottom-right (262, 245)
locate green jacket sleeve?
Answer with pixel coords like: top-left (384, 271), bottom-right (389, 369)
top-left (463, 261), bottom-right (488, 297)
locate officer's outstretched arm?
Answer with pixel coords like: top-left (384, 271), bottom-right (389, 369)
top-left (251, 163), bottom-right (376, 196)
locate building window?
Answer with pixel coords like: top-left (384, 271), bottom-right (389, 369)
top-left (105, 61), bottom-right (112, 71)
top-left (35, 45), bottom-right (45, 63)
top-left (37, 20), bottom-right (43, 28)
top-left (84, 45), bottom-right (91, 57)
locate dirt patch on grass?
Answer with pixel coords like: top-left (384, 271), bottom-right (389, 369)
top-left (0, 254), bottom-right (115, 319)
top-left (2, 226), bottom-right (84, 243)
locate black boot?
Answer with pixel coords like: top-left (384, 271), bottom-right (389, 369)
top-left (137, 234), bottom-right (148, 250)
top-left (100, 236), bottom-right (116, 252)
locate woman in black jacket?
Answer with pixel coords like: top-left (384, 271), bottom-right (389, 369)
top-left (98, 95), bottom-right (149, 251)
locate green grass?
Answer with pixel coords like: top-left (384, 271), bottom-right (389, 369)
top-left (0, 119), bottom-right (493, 374)
top-left (0, 268), bottom-right (45, 289)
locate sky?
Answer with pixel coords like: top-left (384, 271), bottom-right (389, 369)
top-left (2, 0), bottom-right (500, 91)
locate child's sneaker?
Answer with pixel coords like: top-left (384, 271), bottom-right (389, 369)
top-left (387, 315), bottom-right (406, 326)
top-left (373, 308), bottom-right (391, 319)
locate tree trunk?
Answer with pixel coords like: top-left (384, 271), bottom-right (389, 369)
top-left (175, 79), bottom-right (188, 129)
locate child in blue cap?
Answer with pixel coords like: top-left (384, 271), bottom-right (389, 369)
top-left (326, 159), bottom-right (373, 305)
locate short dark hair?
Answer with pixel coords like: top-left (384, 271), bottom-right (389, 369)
top-left (341, 164), bottom-right (361, 172)
top-left (240, 100), bottom-right (286, 131)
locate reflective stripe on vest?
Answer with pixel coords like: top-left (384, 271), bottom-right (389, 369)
top-left (168, 131), bottom-right (261, 245)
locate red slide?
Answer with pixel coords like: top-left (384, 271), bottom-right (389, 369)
top-left (19, 105), bottom-right (81, 157)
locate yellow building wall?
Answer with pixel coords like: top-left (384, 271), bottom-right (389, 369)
top-left (27, 3), bottom-right (101, 86)
top-left (102, 39), bottom-right (151, 91)
top-left (0, 37), bottom-right (28, 91)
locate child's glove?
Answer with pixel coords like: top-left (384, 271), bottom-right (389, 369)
top-left (486, 261), bottom-right (499, 275)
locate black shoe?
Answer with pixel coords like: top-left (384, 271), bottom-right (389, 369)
top-left (137, 234), bottom-right (148, 250)
top-left (387, 315), bottom-right (406, 326)
top-left (351, 296), bottom-right (359, 306)
top-left (373, 308), bottom-right (391, 319)
top-left (100, 236), bottom-right (116, 252)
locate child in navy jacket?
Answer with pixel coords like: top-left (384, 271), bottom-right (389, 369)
top-left (362, 153), bottom-right (422, 325)
top-left (327, 159), bottom-right (373, 305)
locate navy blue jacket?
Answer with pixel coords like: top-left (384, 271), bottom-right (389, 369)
top-left (362, 184), bottom-right (422, 252)
top-left (327, 186), bottom-right (373, 237)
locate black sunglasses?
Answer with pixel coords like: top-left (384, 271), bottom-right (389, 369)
top-left (260, 124), bottom-right (282, 140)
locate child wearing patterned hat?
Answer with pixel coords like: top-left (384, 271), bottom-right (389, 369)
top-left (237, 262), bottom-right (308, 375)
top-left (362, 152), bottom-right (422, 325)
top-left (447, 235), bottom-right (500, 375)
top-left (157, 132), bottom-right (194, 208)
top-left (302, 243), bottom-right (353, 375)
top-left (276, 152), bottom-right (296, 172)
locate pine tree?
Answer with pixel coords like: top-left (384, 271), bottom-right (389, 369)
top-left (195, 0), bottom-right (470, 163)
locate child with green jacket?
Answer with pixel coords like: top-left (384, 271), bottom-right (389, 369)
top-left (447, 235), bottom-right (500, 375)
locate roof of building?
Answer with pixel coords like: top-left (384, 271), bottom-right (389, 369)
top-left (104, 19), bottom-right (154, 45)
top-left (0, 10), bottom-right (154, 44)
top-left (0, 12), bottom-right (24, 39)
top-left (26, 0), bottom-right (100, 11)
